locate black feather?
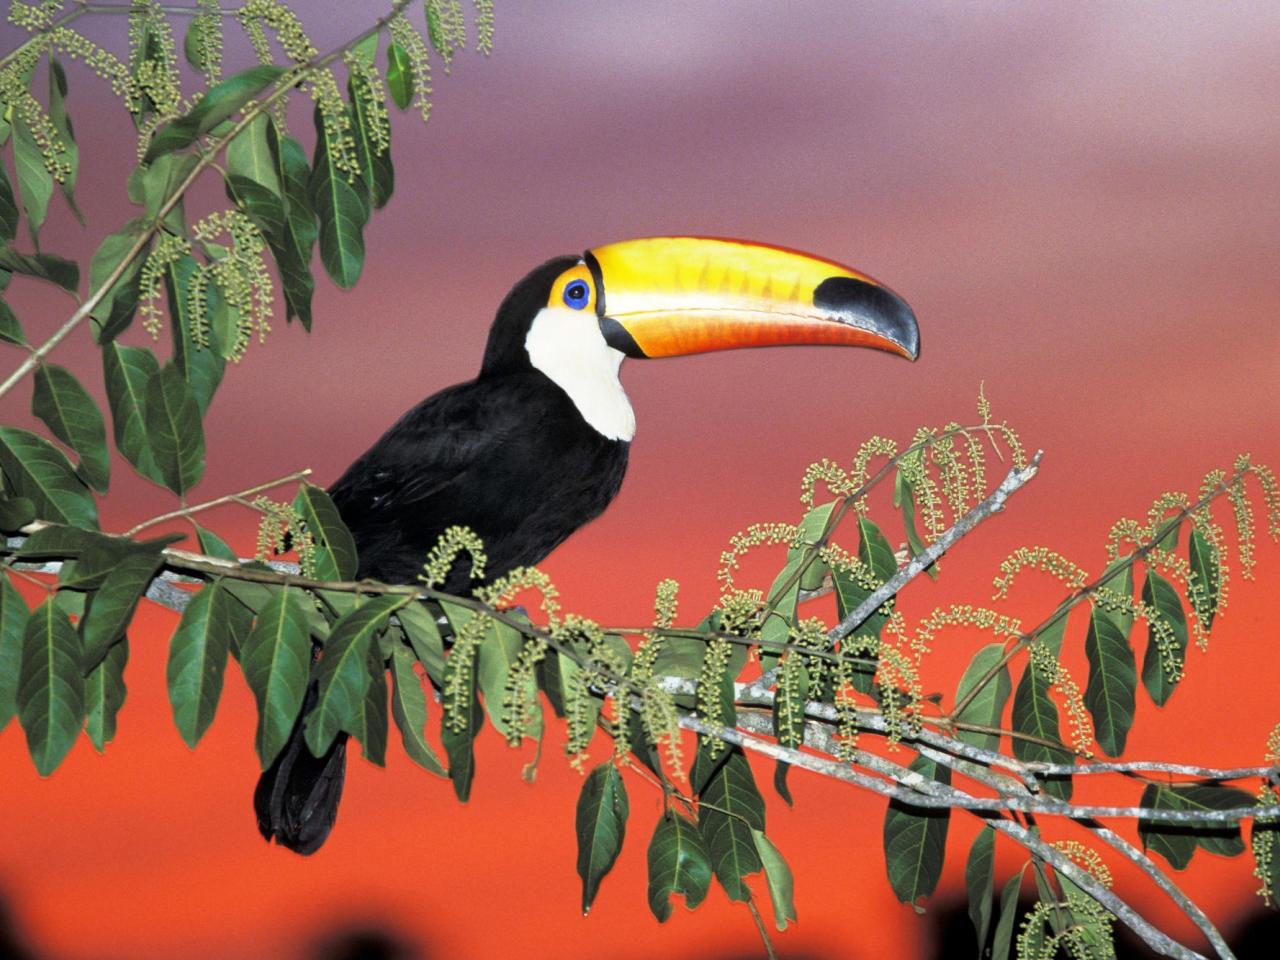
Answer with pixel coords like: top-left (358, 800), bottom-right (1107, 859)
top-left (255, 254), bottom-right (630, 854)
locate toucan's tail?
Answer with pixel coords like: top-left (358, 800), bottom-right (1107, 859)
top-left (254, 690), bottom-right (347, 855)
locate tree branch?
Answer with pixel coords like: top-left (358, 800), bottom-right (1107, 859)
top-left (0, 0), bottom-right (414, 401)
top-left (741, 451), bottom-right (1043, 703)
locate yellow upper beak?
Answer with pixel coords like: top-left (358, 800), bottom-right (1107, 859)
top-left (586, 236), bottom-right (918, 361)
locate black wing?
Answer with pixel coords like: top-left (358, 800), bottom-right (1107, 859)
top-left (329, 371), bottom-right (628, 587)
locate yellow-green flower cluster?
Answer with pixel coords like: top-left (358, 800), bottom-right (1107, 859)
top-left (800, 457), bottom-right (854, 507)
top-left (7, 0), bottom-right (60, 31)
top-left (251, 495), bottom-right (316, 576)
top-left (44, 26), bottom-right (127, 98)
top-left (388, 12), bottom-right (434, 123)
top-left (425, 0), bottom-right (466, 71)
top-left (695, 637), bottom-right (733, 758)
top-left (849, 434), bottom-right (898, 511)
top-left (473, 0), bottom-right (495, 55)
top-left (1028, 639), bottom-right (1093, 757)
top-left (189, 209), bottom-right (274, 360)
top-left (419, 524), bottom-right (487, 588)
top-left (345, 49), bottom-right (391, 156)
top-left (915, 604), bottom-right (1021, 668)
top-left (718, 521), bottom-right (798, 596)
top-left (993, 545), bottom-right (1089, 599)
top-left (476, 564), bottom-right (559, 626)
top-left (441, 611), bottom-right (487, 732)
top-left (1229, 462), bottom-right (1256, 580)
top-left (1052, 839), bottom-right (1113, 888)
top-left (0, 80), bottom-right (72, 183)
top-left (237, 0), bottom-right (318, 62)
top-left (137, 233), bottom-right (191, 340)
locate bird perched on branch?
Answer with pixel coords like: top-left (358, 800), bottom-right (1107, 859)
top-left (255, 235), bottom-right (919, 854)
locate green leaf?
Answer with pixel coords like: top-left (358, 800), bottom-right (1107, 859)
top-left (389, 643), bottom-right (445, 775)
top-left (965, 825), bottom-right (996, 952)
top-left (759, 504), bottom-right (834, 658)
top-left (194, 524), bottom-right (238, 562)
top-left (396, 600), bottom-right (446, 684)
top-left (954, 642), bottom-right (1011, 752)
top-left (292, 483), bottom-right (358, 581)
top-left (0, 494), bottom-right (36, 532)
top-left (647, 811), bottom-right (713, 922)
top-left (305, 596), bottom-right (403, 757)
top-left (11, 113), bottom-right (52, 242)
top-left (750, 830), bottom-right (797, 931)
top-left (831, 515), bottom-right (899, 693)
top-left (882, 755), bottom-right (951, 907)
top-left (576, 763), bottom-right (629, 916)
top-left (17, 598), bottom-right (85, 775)
top-left (346, 647), bottom-right (388, 765)
top-left (477, 618), bottom-right (543, 742)
top-left (1187, 528), bottom-right (1221, 632)
top-left (164, 254), bottom-right (224, 413)
top-left (386, 42), bottom-right (414, 109)
top-left (0, 159), bottom-right (18, 242)
top-left (348, 72), bottom-right (394, 210)
top-left (14, 522), bottom-right (97, 560)
top-left (991, 865), bottom-right (1028, 960)
top-left (0, 245), bottom-right (79, 292)
top-left (32, 364), bottom-right (110, 492)
top-left (0, 575), bottom-right (32, 731)
top-left (266, 120), bottom-right (317, 328)
top-left (0, 298), bottom-right (25, 345)
top-left (144, 65), bottom-right (286, 163)
top-left (84, 636), bottom-right (127, 751)
top-left (183, 15), bottom-right (216, 73)
top-left (102, 343), bottom-right (163, 482)
top-left (1083, 601), bottom-right (1137, 757)
top-left (1252, 817), bottom-right (1280, 907)
top-left (240, 586), bottom-right (312, 768)
top-left (441, 645), bottom-right (483, 801)
top-left (698, 748), bottom-right (765, 901)
top-left (79, 547), bottom-right (163, 670)
top-left (1140, 570), bottom-right (1189, 707)
top-left (309, 105), bottom-right (366, 289)
top-left (47, 58), bottom-right (82, 222)
top-left (144, 362), bottom-right (205, 495)
top-left (166, 581), bottom-right (240, 747)
top-left (127, 153), bottom-right (198, 227)
top-left (896, 468), bottom-right (937, 579)
top-left (1009, 617), bottom-right (1074, 801)
top-left (0, 426), bottom-right (98, 529)
top-left (1139, 782), bottom-right (1253, 868)
top-left (226, 113), bottom-right (281, 194)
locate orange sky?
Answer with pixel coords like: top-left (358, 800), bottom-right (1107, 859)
top-left (2, 2), bottom-right (1279, 957)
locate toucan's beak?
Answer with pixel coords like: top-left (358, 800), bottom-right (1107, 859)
top-left (586, 236), bottom-right (918, 361)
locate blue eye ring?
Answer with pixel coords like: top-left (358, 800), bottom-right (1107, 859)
top-left (563, 279), bottom-right (590, 310)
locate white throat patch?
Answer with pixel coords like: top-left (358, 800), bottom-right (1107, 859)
top-left (525, 306), bottom-right (636, 442)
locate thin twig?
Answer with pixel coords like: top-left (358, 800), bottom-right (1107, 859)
top-left (122, 469), bottom-right (313, 536)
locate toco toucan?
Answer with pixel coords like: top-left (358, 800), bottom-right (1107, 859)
top-left (255, 236), bottom-right (919, 854)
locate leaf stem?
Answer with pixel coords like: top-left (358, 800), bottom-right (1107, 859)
top-left (122, 468), bottom-right (312, 536)
top-left (745, 896), bottom-right (778, 960)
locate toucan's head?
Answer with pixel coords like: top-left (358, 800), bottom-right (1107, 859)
top-left (481, 237), bottom-right (919, 440)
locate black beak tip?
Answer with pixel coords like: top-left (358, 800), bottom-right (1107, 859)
top-left (814, 275), bottom-right (920, 360)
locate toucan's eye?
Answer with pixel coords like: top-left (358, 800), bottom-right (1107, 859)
top-left (563, 279), bottom-right (590, 310)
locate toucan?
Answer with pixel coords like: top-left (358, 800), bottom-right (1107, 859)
top-left (255, 236), bottom-right (919, 854)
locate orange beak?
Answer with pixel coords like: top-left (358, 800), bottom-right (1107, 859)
top-left (586, 236), bottom-right (918, 361)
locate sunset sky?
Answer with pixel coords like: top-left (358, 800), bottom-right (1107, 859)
top-left (2, 1), bottom-right (1278, 957)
